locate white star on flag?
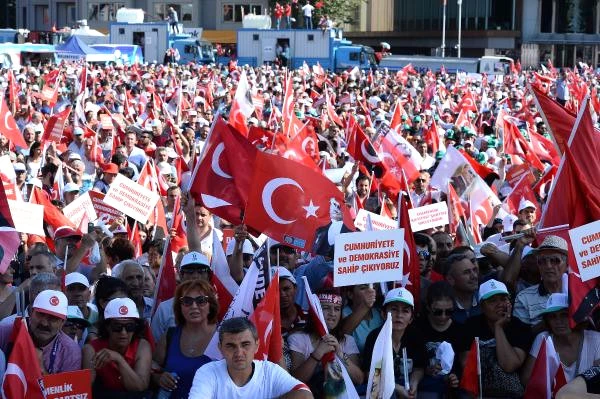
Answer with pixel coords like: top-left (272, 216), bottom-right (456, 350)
top-left (401, 272), bottom-right (412, 287)
top-left (303, 200), bottom-right (319, 218)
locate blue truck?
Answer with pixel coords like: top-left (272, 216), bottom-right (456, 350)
top-left (236, 28), bottom-right (376, 72)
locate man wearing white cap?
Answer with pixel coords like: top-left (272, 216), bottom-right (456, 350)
top-left (459, 279), bottom-right (531, 398)
top-left (517, 198), bottom-right (537, 225)
top-left (68, 127), bottom-right (86, 159)
top-left (65, 272), bottom-right (98, 325)
top-left (0, 289), bottom-right (81, 373)
top-left (63, 182), bottom-right (80, 205)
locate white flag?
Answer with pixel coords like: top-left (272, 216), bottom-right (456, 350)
top-left (366, 313), bottom-right (395, 399)
top-left (234, 70), bottom-right (255, 118)
top-left (211, 231), bottom-right (239, 296)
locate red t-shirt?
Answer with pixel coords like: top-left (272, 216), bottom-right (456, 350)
top-left (90, 338), bottom-right (140, 392)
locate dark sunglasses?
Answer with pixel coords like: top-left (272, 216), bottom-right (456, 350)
top-left (110, 322), bottom-right (137, 333)
top-left (64, 321), bottom-right (86, 330)
top-left (415, 178), bottom-right (427, 182)
top-left (537, 256), bottom-right (563, 266)
top-left (180, 295), bottom-right (210, 307)
top-left (431, 308), bottom-right (454, 316)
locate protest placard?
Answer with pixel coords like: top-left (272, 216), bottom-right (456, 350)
top-left (42, 369), bottom-right (91, 399)
top-left (408, 202), bottom-right (449, 232)
top-left (62, 192), bottom-right (98, 228)
top-left (88, 190), bottom-right (124, 226)
top-left (222, 228), bottom-right (235, 252)
top-left (569, 220), bottom-right (600, 281)
top-left (333, 229), bottom-right (404, 287)
top-left (354, 209), bottom-right (397, 231)
top-left (7, 200), bottom-right (44, 235)
top-left (103, 174), bottom-right (160, 223)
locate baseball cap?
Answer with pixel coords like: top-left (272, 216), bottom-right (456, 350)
top-left (272, 266), bottom-right (297, 285)
top-left (68, 153), bottom-right (82, 161)
top-left (542, 293), bottom-right (568, 314)
top-left (502, 214), bottom-right (518, 233)
top-left (225, 239), bottom-right (254, 256)
top-left (54, 226), bottom-right (82, 241)
top-left (518, 198), bottom-right (537, 212)
top-left (478, 279), bottom-right (509, 301)
top-left (33, 290), bottom-right (68, 319)
top-left (180, 251), bottom-right (210, 269)
top-left (104, 297), bottom-right (140, 319)
top-left (73, 127), bottom-right (84, 136)
top-left (66, 306), bottom-right (91, 326)
top-left (13, 162), bottom-right (26, 172)
top-left (65, 272), bottom-right (90, 288)
top-left (383, 287), bottom-right (414, 308)
top-left (102, 163), bottom-right (119, 174)
top-left (63, 182), bottom-right (80, 193)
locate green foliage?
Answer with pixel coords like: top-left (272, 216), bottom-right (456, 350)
top-left (268, 0), bottom-right (365, 26)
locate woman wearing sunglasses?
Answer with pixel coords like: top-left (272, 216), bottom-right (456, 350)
top-left (416, 281), bottom-right (461, 398)
top-left (82, 297), bottom-right (152, 398)
top-left (152, 280), bottom-right (219, 398)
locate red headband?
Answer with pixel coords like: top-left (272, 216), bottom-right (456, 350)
top-left (317, 293), bottom-right (342, 305)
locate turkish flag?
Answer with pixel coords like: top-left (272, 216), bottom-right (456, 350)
top-left (128, 222), bottom-right (142, 259)
top-left (152, 238), bottom-right (177, 316)
top-left (398, 197), bottom-right (420, 309)
top-left (502, 117), bottom-right (545, 171)
top-left (169, 194), bottom-right (188, 254)
top-left (245, 150), bottom-right (354, 252)
top-left (456, 90), bottom-right (477, 114)
top-left (1, 318), bottom-right (44, 399)
top-left (389, 100), bottom-right (408, 133)
top-left (423, 119), bottom-right (442, 154)
top-left (529, 128), bottom-right (560, 166)
top-left (505, 174), bottom-right (541, 221)
top-left (249, 271), bottom-right (282, 363)
top-left (325, 89), bottom-right (344, 127)
top-left (0, 95), bottom-right (27, 148)
top-left (523, 336), bottom-right (567, 399)
top-left (41, 106), bottom-right (71, 144)
top-left (346, 114), bottom-right (384, 170)
top-left (136, 161), bottom-right (169, 235)
top-left (228, 98), bottom-right (249, 137)
top-left (377, 130), bottom-right (422, 182)
top-left (447, 183), bottom-right (466, 239)
top-left (248, 125), bottom-right (275, 147)
top-left (460, 338), bottom-right (480, 397)
top-left (454, 108), bottom-right (476, 131)
top-left (531, 86), bottom-right (576, 154)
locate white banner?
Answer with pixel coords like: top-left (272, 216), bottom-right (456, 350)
top-left (103, 174), bottom-right (160, 223)
top-left (354, 209), bottom-right (397, 231)
top-left (408, 202), bottom-right (449, 232)
top-left (569, 220), bottom-right (600, 282)
top-left (62, 192), bottom-right (98, 228)
top-left (7, 200), bottom-right (44, 235)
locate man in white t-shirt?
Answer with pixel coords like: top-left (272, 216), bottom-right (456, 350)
top-left (189, 317), bottom-right (313, 399)
top-left (302, 0), bottom-right (315, 29)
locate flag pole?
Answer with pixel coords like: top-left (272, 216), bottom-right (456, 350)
top-left (476, 337), bottom-right (482, 399)
top-left (441, 0), bottom-right (447, 58)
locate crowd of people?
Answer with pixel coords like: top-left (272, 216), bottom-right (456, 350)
top-left (0, 52), bottom-right (599, 399)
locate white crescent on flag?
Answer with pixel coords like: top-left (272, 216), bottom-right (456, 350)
top-left (211, 143), bottom-right (233, 179)
top-left (262, 178), bottom-right (303, 225)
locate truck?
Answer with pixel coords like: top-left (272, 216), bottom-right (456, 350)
top-left (109, 8), bottom-right (214, 65)
top-left (236, 28), bottom-right (377, 72)
top-left (378, 55), bottom-right (514, 75)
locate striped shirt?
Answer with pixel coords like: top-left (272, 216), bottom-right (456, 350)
top-left (513, 283), bottom-right (551, 325)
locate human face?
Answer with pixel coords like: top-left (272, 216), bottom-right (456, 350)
top-left (147, 247), bottom-right (162, 269)
top-left (29, 310), bottom-right (65, 347)
top-left (356, 179), bottom-right (370, 198)
top-left (519, 207), bottom-right (536, 224)
top-left (536, 250), bottom-right (567, 285)
top-left (270, 246), bottom-right (297, 268)
top-left (433, 234), bottom-right (454, 260)
top-left (321, 300), bottom-right (342, 330)
top-left (416, 245), bottom-right (432, 276)
top-left (28, 254), bottom-right (55, 276)
top-left (279, 279), bottom-right (296, 310)
top-left (413, 173), bottom-right (429, 194)
top-left (179, 265), bottom-right (211, 282)
top-left (481, 294), bottom-right (511, 323)
top-left (545, 310), bottom-right (571, 336)
top-left (219, 330), bottom-right (259, 373)
top-left (108, 318), bottom-right (137, 347)
top-left (62, 320), bottom-right (86, 341)
top-left (179, 288), bottom-right (211, 324)
top-left (124, 133), bottom-right (137, 148)
top-left (418, 143), bottom-right (428, 156)
top-left (65, 283), bottom-right (90, 308)
top-left (120, 265), bottom-right (144, 299)
top-left (139, 133), bottom-right (152, 147)
top-left (64, 190), bottom-right (79, 205)
top-left (385, 302), bottom-right (413, 332)
top-left (448, 258), bottom-right (479, 294)
top-left (427, 298), bottom-right (454, 329)
top-left (194, 206), bottom-right (211, 230)
top-left (156, 150), bottom-right (168, 163)
top-left (103, 172), bottom-right (117, 185)
top-left (167, 188), bottom-right (181, 209)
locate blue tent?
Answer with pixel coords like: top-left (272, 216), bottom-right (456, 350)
top-left (56, 35), bottom-right (113, 62)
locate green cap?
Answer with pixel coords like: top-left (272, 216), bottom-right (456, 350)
top-left (445, 129), bottom-right (455, 139)
top-left (435, 150), bottom-right (446, 160)
top-left (413, 115), bottom-right (421, 123)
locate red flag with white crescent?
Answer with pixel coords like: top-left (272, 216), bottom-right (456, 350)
top-left (0, 95), bottom-right (27, 148)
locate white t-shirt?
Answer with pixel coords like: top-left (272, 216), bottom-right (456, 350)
top-left (530, 330), bottom-right (600, 381)
top-left (302, 4), bottom-right (315, 17)
top-left (287, 331), bottom-right (360, 359)
top-left (189, 359), bottom-right (310, 398)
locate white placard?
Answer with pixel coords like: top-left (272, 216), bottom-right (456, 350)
top-left (333, 229), bottom-right (404, 287)
top-left (354, 209), bottom-right (397, 231)
top-left (408, 201), bottom-right (449, 232)
top-left (62, 192), bottom-right (98, 228)
top-left (569, 220), bottom-right (600, 282)
top-left (7, 200), bottom-right (44, 236)
top-left (103, 174), bottom-right (160, 223)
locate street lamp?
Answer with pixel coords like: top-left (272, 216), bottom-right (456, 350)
top-left (457, 0), bottom-right (462, 58)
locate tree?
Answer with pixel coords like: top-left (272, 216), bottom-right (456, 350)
top-left (268, 0), bottom-right (366, 26)
top-left (567, 0), bottom-right (583, 33)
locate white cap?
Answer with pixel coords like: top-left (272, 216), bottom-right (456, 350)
top-left (225, 239), bottom-right (254, 256)
top-left (180, 251), bottom-right (210, 269)
top-left (542, 293), bottom-right (569, 314)
top-left (104, 297), bottom-right (140, 319)
top-left (478, 279), bottom-right (509, 301)
top-left (502, 214), bottom-right (518, 232)
top-left (63, 182), bottom-right (80, 193)
top-left (68, 153), bottom-right (82, 161)
top-left (518, 198), bottom-right (537, 212)
top-left (65, 272), bottom-right (89, 288)
top-left (383, 287), bottom-right (414, 308)
top-left (272, 266), bottom-right (297, 285)
top-left (73, 127), bottom-right (84, 136)
top-left (157, 161), bottom-right (173, 175)
top-left (33, 290), bottom-right (68, 320)
top-left (13, 162), bottom-right (26, 172)
top-left (166, 147), bottom-right (179, 159)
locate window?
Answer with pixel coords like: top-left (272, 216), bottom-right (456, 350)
top-left (349, 52), bottom-right (359, 61)
top-left (154, 4), bottom-right (193, 23)
top-left (88, 2), bottom-right (124, 22)
top-left (223, 4), bottom-right (263, 22)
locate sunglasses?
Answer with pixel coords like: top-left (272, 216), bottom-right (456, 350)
top-left (181, 267), bottom-right (210, 276)
top-left (415, 178), bottom-right (427, 182)
top-left (110, 322), bottom-right (137, 333)
top-left (180, 295), bottom-right (210, 307)
top-left (431, 308), bottom-right (454, 316)
top-left (537, 256), bottom-right (563, 266)
top-left (64, 321), bottom-right (86, 330)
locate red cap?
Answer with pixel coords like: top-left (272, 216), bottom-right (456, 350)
top-left (53, 226), bottom-right (82, 241)
top-left (102, 163), bottom-right (119, 174)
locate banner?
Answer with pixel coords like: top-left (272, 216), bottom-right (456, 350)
top-left (7, 200), bottom-right (44, 235)
top-left (221, 228), bottom-right (235, 252)
top-left (569, 220), bottom-right (600, 282)
top-left (334, 229), bottom-right (404, 287)
top-left (408, 202), bottom-right (449, 232)
top-left (88, 190), bottom-right (124, 225)
top-left (62, 192), bottom-right (98, 228)
top-left (354, 209), bottom-right (397, 231)
top-left (42, 369), bottom-right (92, 399)
top-left (103, 174), bottom-right (160, 223)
